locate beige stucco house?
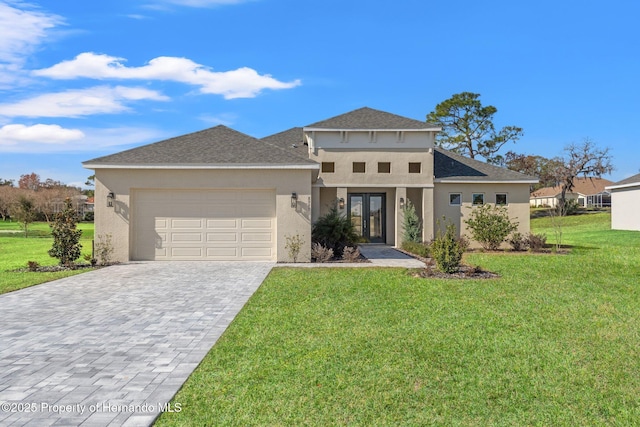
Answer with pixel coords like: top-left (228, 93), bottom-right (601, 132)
top-left (84, 107), bottom-right (536, 262)
top-left (606, 173), bottom-right (640, 231)
top-left (530, 177), bottom-right (613, 208)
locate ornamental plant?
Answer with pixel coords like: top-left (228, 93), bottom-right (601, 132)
top-left (402, 199), bottom-right (422, 244)
top-left (464, 204), bottom-right (518, 251)
top-left (48, 198), bottom-right (83, 266)
top-left (311, 204), bottom-right (358, 257)
top-left (430, 219), bottom-right (465, 274)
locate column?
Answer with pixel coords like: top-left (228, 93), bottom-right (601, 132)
top-left (395, 187), bottom-right (407, 247)
top-left (422, 186), bottom-right (434, 242)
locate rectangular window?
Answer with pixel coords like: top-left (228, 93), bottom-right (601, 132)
top-left (496, 193), bottom-right (508, 205)
top-left (353, 162), bottom-right (366, 173)
top-left (409, 162), bottom-right (421, 173)
top-left (449, 193), bottom-right (461, 206)
top-left (321, 162), bottom-right (335, 173)
top-left (472, 193), bottom-right (484, 205)
top-left (378, 162), bottom-right (391, 173)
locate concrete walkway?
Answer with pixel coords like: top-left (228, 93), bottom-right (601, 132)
top-left (0, 262), bottom-right (273, 427)
top-left (277, 245), bottom-right (425, 268)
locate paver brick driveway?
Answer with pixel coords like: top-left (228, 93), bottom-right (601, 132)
top-left (0, 261), bottom-right (273, 426)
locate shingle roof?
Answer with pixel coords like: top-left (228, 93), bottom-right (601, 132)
top-left (434, 148), bottom-right (537, 182)
top-left (260, 127), bottom-right (311, 160)
top-left (83, 125), bottom-right (317, 166)
top-left (609, 172), bottom-right (640, 187)
top-left (305, 107), bottom-right (440, 130)
top-left (531, 177), bottom-right (614, 198)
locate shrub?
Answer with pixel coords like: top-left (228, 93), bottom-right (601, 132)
top-left (401, 240), bottom-right (430, 258)
top-left (402, 199), bottom-right (422, 243)
top-left (508, 232), bottom-right (527, 251)
top-left (526, 232), bottom-right (547, 251)
top-left (342, 246), bottom-right (361, 262)
top-left (311, 242), bottom-right (333, 263)
top-left (26, 261), bottom-right (40, 272)
top-left (431, 219), bottom-right (465, 274)
top-left (48, 198), bottom-right (83, 266)
top-left (94, 233), bottom-right (114, 266)
top-left (465, 204), bottom-right (518, 250)
top-left (557, 198), bottom-right (580, 216)
top-left (312, 205), bottom-right (358, 257)
top-left (285, 233), bottom-right (305, 263)
top-left (83, 211), bottom-right (94, 222)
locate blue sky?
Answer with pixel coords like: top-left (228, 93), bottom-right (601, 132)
top-left (0, 0), bottom-right (638, 188)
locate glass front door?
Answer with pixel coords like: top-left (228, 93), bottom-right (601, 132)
top-left (348, 193), bottom-right (385, 243)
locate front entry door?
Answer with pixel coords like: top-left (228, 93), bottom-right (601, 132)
top-left (348, 193), bottom-right (385, 243)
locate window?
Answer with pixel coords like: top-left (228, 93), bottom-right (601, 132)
top-left (353, 162), bottom-right (366, 173)
top-left (378, 162), bottom-right (391, 173)
top-left (449, 193), bottom-right (461, 206)
top-left (321, 162), bottom-right (335, 173)
top-left (495, 193), bottom-right (508, 205)
top-left (409, 162), bottom-right (421, 173)
top-left (472, 193), bottom-right (484, 205)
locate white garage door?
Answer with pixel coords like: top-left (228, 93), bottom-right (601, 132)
top-left (132, 189), bottom-right (276, 261)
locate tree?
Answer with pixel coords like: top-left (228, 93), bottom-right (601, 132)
top-left (503, 151), bottom-right (564, 191)
top-left (0, 178), bottom-right (14, 187)
top-left (18, 173), bottom-right (41, 191)
top-left (0, 185), bottom-right (17, 220)
top-left (427, 92), bottom-right (523, 164)
top-left (554, 139), bottom-right (613, 216)
top-left (48, 198), bottom-right (83, 266)
top-left (13, 193), bottom-right (37, 237)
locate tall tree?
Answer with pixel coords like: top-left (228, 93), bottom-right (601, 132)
top-left (555, 139), bottom-right (613, 215)
top-left (427, 92), bottom-right (523, 164)
top-left (13, 193), bottom-right (37, 237)
top-left (18, 173), bottom-right (41, 191)
top-left (503, 151), bottom-right (564, 190)
top-left (0, 185), bottom-right (17, 221)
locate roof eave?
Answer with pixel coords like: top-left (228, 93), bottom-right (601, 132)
top-left (435, 179), bottom-right (539, 184)
top-left (83, 163), bottom-right (319, 170)
top-left (605, 182), bottom-right (640, 191)
top-left (303, 127), bottom-right (441, 132)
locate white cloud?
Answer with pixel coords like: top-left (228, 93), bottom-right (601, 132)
top-left (0, 85), bottom-right (169, 118)
top-left (0, 123), bottom-right (84, 145)
top-left (34, 52), bottom-right (301, 99)
top-left (0, 2), bottom-right (63, 86)
top-left (0, 124), bottom-right (167, 153)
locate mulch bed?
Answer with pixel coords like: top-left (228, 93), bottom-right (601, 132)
top-left (409, 264), bottom-right (500, 279)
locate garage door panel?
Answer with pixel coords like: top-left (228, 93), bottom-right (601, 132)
top-left (207, 233), bottom-right (238, 242)
top-left (242, 232), bottom-right (272, 242)
top-left (134, 189), bottom-right (275, 261)
top-left (207, 219), bottom-right (238, 229)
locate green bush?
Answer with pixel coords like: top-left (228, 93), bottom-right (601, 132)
top-left (401, 240), bottom-right (430, 258)
top-left (48, 198), bottom-right (83, 266)
top-left (465, 204), bottom-right (518, 250)
top-left (508, 232), bottom-right (526, 251)
top-left (312, 205), bottom-right (358, 257)
top-left (402, 199), bottom-right (422, 243)
top-left (83, 211), bottom-right (94, 222)
top-left (526, 232), bottom-right (547, 251)
top-left (431, 219), bottom-right (465, 274)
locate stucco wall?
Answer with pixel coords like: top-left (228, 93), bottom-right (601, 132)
top-left (611, 186), bottom-right (640, 231)
top-left (434, 182), bottom-right (531, 247)
top-left (93, 168), bottom-right (313, 262)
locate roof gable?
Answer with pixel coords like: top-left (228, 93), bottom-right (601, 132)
top-left (304, 107), bottom-right (440, 130)
top-left (84, 125), bottom-right (316, 167)
top-left (261, 127), bottom-right (310, 160)
top-left (610, 172), bottom-right (640, 187)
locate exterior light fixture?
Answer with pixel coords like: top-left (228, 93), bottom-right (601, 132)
top-left (400, 197), bottom-right (405, 209)
top-left (338, 198), bottom-right (345, 209)
top-left (291, 192), bottom-right (298, 208)
top-left (107, 192), bottom-right (115, 207)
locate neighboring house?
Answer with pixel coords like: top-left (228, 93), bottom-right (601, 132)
top-left (83, 107), bottom-right (536, 262)
top-left (530, 177), bottom-right (613, 208)
top-left (605, 173), bottom-right (640, 231)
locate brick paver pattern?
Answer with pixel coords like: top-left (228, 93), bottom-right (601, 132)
top-left (0, 262), bottom-right (273, 426)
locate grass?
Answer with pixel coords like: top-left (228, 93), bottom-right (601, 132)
top-left (0, 221), bottom-right (95, 294)
top-left (156, 212), bottom-right (640, 426)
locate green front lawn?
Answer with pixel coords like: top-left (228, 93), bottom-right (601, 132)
top-left (156, 212), bottom-right (640, 426)
top-left (0, 221), bottom-right (95, 294)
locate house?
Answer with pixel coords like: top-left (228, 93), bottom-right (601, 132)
top-left (83, 107), bottom-right (536, 262)
top-left (529, 177), bottom-right (613, 208)
top-left (605, 173), bottom-right (640, 231)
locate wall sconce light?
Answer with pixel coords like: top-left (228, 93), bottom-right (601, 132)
top-left (399, 197), bottom-right (405, 209)
top-left (338, 198), bottom-right (345, 209)
top-left (107, 192), bottom-right (115, 207)
top-left (291, 192), bottom-right (297, 208)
